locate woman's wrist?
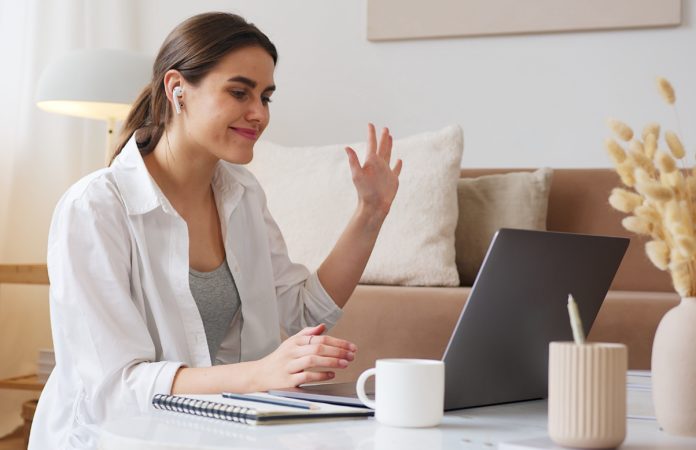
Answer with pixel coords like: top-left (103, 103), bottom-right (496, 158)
top-left (356, 199), bottom-right (389, 231)
top-left (170, 360), bottom-right (263, 394)
top-left (243, 359), bottom-right (264, 392)
top-left (231, 360), bottom-right (266, 392)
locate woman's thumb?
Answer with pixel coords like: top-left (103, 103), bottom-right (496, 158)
top-left (299, 323), bottom-right (326, 336)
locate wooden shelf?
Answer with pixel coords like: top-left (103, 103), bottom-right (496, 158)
top-left (0, 264), bottom-right (49, 285)
top-left (0, 374), bottom-right (45, 392)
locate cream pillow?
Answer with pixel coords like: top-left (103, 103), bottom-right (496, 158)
top-left (455, 168), bottom-right (553, 286)
top-left (247, 125), bottom-right (463, 286)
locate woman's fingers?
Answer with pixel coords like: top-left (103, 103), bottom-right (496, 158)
top-left (295, 342), bottom-right (355, 361)
top-left (287, 354), bottom-right (350, 374)
top-left (296, 323), bottom-right (326, 338)
top-left (352, 124), bottom-right (394, 169)
top-left (302, 334), bottom-right (357, 352)
top-left (284, 330), bottom-right (357, 378)
top-left (344, 147), bottom-right (361, 177)
top-left (291, 370), bottom-right (335, 386)
top-left (259, 326), bottom-right (357, 390)
top-left (392, 158), bottom-right (403, 177)
top-left (292, 326), bottom-right (355, 351)
top-left (367, 123), bottom-right (377, 157)
top-left (378, 127), bottom-right (392, 162)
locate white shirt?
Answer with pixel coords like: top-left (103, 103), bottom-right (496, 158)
top-left (29, 135), bottom-right (343, 450)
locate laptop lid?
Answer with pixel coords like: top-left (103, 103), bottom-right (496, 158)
top-left (443, 228), bottom-right (628, 410)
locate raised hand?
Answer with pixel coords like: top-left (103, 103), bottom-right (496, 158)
top-left (345, 123), bottom-right (403, 217)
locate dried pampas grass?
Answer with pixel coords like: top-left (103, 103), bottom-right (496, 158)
top-left (608, 119), bottom-right (634, 141)
top-left (646, 240), bottom-right (670, 270)
top-left (616, 162), bottom-right (636, 187)
top-left (629, 149), bottom-right (655, 173)
top-left (635, 204), bottom-right (661, 224)
top-left (605, 138), bottom-right (627, 165)
top-left (609, 188), bottom-right (643, 213)
top-left (606, 77), bottom-right (695, 297)
top-left (665, 131), bottom-right (685, 159)
top-left (622, 216), bottom-right (652, 234)
top-left (657, 77), bottom-right (676, 105)
top-left (656, 151), bottom-right (677, 173)
top-left (644, 133), bottom-right (658, 160)
top-left (642, 123), bottom-right (661, 141)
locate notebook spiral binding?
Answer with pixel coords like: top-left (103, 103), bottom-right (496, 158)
top-left (152, 394), bottom-right (257, 425)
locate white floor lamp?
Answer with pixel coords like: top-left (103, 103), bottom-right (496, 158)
top-left (35, 48), bottom-right (152, 166)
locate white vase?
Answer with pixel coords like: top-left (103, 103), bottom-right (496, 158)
top-left (651, 296), bottom-right (696, 436)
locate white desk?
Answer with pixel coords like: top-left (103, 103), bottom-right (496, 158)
top-left (99, 391), bottom-right (696, 450)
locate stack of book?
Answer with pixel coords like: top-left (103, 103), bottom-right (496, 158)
top-left (626, 370), bottom-right (654, 420)
top-left (36, 348), bottom-right (55, 382)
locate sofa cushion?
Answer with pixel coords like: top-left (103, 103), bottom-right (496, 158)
top-left (455, 168), bottom-right (553, 286)
top-left (248, 125), bottom-right (463, 286)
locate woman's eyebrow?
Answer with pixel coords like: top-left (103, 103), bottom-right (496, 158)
top-left (227, 75), bottom-right (276, 92)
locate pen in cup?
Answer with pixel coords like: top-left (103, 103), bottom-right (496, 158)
top-left (222, 392), bottom-right (319, 410)
top-left (567, 294), bottom-right (586, 345)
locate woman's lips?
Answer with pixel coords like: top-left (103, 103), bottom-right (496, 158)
top-left (230, 127), bottom-right (258, 140)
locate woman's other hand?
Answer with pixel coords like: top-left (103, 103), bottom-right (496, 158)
top-left (345, 123), bottom-right (403, 218)
top-left (252, 324), bottom-right (357, 390)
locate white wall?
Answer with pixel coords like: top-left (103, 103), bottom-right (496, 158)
top-left (134, 0), bottom-right (696, 168)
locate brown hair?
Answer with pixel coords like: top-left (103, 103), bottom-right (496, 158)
top-left (111, 12), bottom-right (277, 164)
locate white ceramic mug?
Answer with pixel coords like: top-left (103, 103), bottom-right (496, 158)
top-left (356, 358), bottom-right (444, 427)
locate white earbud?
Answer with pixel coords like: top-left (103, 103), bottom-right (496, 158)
top-left (173, 86), bottom-right (184, 114)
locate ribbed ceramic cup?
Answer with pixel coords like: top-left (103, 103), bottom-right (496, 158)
top-left (548, 342), bottom-right (627, 449)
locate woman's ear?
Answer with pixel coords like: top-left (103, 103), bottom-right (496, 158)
top-left (163, 70), bottom-right (184, 103)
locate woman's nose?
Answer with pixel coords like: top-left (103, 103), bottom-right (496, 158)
top-left (246, 97), bottom-right (268, 123)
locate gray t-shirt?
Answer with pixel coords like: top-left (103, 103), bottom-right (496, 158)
top-left (188, 260), bottom-right (241, 364)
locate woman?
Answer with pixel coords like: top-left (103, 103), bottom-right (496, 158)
top-left (29, 12), bottom-right (401, 450)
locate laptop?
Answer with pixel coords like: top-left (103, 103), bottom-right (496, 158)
top-left (269, 229), bottom-right (629, 411)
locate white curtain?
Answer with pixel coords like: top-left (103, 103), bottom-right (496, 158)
top-left (0, 0), bottom-right (140, 435)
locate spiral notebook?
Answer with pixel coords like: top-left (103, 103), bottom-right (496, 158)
top-left (152, 392), bottom-right (372, 426)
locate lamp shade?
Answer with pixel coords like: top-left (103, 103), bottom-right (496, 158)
top-left (35, 48), bottom-right (152, 121)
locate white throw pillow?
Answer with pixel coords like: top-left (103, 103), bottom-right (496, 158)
top-left (247, 125), bottom-right (463, 286)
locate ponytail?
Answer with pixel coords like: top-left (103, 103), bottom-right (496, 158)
top-left (110, 85), bottom-right (164, 165)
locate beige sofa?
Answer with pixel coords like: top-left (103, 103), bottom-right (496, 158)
top-left (330, 168), bottom-right (680, 383)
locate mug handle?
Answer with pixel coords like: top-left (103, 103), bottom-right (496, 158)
top-left (356, 368), bottom-right (376, 409)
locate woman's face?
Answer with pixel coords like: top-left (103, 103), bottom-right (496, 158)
top-left (180, 46), bottom-right (275, 165)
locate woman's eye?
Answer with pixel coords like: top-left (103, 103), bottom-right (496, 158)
top-left (230, 90), bottom-right (247, 99)
top-left (229, 89), bottom-right (271, 106)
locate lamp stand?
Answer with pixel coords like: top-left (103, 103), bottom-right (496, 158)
top-left (105, 117), bottom-right (116, 166)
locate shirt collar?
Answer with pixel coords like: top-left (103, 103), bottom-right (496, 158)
top-left (112, 134), bottom-right (164, 215)
top-left (112, 133), bottom-right (253, 217)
